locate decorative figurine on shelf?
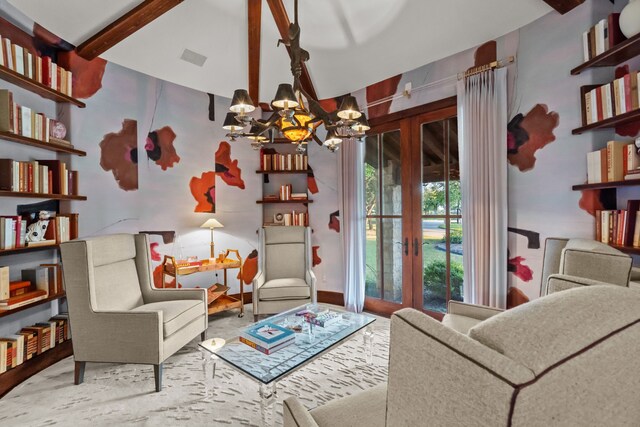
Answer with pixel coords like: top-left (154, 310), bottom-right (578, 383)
top-left (25, 211), bottom-right (51, 242)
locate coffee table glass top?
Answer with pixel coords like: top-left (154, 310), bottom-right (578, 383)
top-left (199, 304), bottom-right (375, 384)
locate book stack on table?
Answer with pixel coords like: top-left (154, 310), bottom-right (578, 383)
top-left (240, 322), bottom-right (295, 355)
top-left (298, 309), bottom-right (342, 328)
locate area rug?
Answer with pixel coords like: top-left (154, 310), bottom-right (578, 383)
top-left (1, 305), bottom-right (389, 426)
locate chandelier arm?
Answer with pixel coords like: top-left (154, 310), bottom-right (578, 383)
top-left (312, 133), bottom-right (323, 146)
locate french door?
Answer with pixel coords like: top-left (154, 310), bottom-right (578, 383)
top-left (364, 101), bottom-right (461, 318)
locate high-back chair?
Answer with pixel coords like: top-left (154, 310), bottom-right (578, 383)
top-left (252, 226), bottom-right (316, 321)
top-left (60, 233), bottom-right (208, 392)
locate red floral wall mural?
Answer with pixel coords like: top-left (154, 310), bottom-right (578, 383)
top-left (215, 141), bottom-right (245, 189)
top-left (312, 246), bottom-right (322, 266)
top-left (189, 171), bottom-right (216, 212)
top-left (146, 126), bottom-right (180, 170)
top-left (57, 50), bottom-right (106, 99)
top-left (307, 164), bottom-right (319, 194)
top-left (329, 210), bottom-right (340, 232)
top-left (99, 119), bottom-right (138, 191)
top-left (508, 104), bottom-right (560, 172)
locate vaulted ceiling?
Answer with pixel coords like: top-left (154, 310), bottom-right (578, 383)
top-left (7, 0), bottom-right (554, 101)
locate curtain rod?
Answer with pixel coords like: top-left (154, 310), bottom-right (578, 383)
top-left (457, 56), bottom-right (515, 80)
top-left (365, 55), bottom-right (516, 109)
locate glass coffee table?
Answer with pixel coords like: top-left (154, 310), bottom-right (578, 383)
top-left (199, 303), bottom-right (375, 425)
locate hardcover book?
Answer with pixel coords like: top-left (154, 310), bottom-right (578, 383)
top-left (242, 322), bottom-right (294, 348)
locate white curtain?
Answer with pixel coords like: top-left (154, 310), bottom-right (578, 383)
top-left (339, 139), bottom-right (366, 312)
top-left (456, 68), bottom-right (508, 309)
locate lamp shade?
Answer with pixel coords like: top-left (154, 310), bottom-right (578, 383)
top-left (201, 218), bottom-right (224, 229)
top-left (351, 114), bottom-right (370, 133)
top-left (222, 112), bottom-right (245, 131)
top-left (337, 96), bottom-right (362, 120)
top-left (323, 129), bottom-right (342, 146)
top-left (229, 89), bottom-right (255, 113)
top-left (271, 83), bottom-right (299, 109)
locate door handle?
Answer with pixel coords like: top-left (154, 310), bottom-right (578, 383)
top-left (414, 238), bottom-right (419, 256)
top-left (404, 238), bottom-right (408, 256)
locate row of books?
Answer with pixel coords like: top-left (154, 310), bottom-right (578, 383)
top-left (0, 89), bottom-right (62, 143)
top-left (0, 265), bottom-right (64, 310)
top-left (0, 214), bottom-right (77, 250)
top-left (0, 158), bottom-right (78, 195)
top-left (584, 72), bottom-right (640, 125)
top-left (586, 140), bottom-right (640, 184)
top-left (0, 314), bottom-right (69, 374)
top-left (282, 211), bottom-right (309, 227)
top-left (582, 13), bottom-right (626, 62)
top-left (260, 151), bottom-right (308, 171)
top-left (595, 200), bottom-right (640, 247)
top-left (240, 322), bottom-right (295, 355)
top-left (0, 35), bottom-right (73, 97)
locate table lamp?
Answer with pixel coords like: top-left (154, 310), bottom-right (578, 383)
top-left (200, 218), bottom-right (224, 258)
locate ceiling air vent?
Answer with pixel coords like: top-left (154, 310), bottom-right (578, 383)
top-left (180, 49), bottom-right (207, 67)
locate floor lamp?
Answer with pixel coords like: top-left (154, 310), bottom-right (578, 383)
top-left (200, 218), bottom-right (224, 259)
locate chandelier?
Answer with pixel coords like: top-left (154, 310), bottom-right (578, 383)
top-left (222, 0), bottom-right (370, 152)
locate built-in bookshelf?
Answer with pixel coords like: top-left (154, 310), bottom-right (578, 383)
top-left (0, 26), bottom-right (84, 395)
top-left (258, 145), bottom-right (311, 227)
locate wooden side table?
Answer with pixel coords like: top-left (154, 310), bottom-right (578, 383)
top-left (162, 249), bottom-right (245, 317)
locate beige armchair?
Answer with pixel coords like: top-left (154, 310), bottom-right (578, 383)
top-left (442, 237), bottom-right (634, 335)
top-left (252, 226), bottom-right (316, 321)
top-left (284, 285), bottom-right (640, 426)
top-left (60, 234), bottom-right (208, 392)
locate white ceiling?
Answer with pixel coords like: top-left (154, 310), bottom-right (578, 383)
top-left (8, 0), bottom-right (551, 100)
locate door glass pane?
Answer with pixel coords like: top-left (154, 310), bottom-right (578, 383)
top-left (422, 121), bottom-right (445, 215)
top-left (365, 218), bottom-right (381, 299)
top-left (364, 135), bottom-right (379, 216)
top-left (449, 218), bottom-right (464, 303)
top-left (382, 218), bottom-right (403, 303)
top-left (422, 218), bottom-right (447, 313)
top-left (381, 130), bottom-right (402, 215)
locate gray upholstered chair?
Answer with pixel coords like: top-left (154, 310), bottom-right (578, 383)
top-left (252, 226), bottom-right (316, 321)
top-left (284, 285), bottom-right (640, 426)
top-left (442, 237), bottom-right (634, 334)
top-left (59, 233), bottom-right (208, 392)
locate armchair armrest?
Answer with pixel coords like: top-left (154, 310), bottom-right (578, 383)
top-left (71, 310), bottom-right (163, 364)
top-left (306, 269), bottom-right (317, 303)
top-left (447, 300), bottom-right (503, 321)
top-left (545, 274), bottom-right (622, 295)
top-left (283, 397), bottom-right (319, 427)
top-left (144, 287), bottom-right (207, 305)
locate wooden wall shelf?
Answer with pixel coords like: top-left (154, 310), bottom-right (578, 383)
top-left (0, 191), bottom-right (86, 201)
top-left (572, 108), bottom-right (640, 135)
top-left (572, 179), bottom-right (640, 191)
top-left (0, 65), bottom-right (85, 107)
top-left (609, 244), bottom-right (640, 255)
top-left (0, 131), bottom-right (85, 156)
top-left (0, 339), bottom-right (72, 397)
top-left (571, 32), bottom-right (640, 75)
top-left (256, 199), bottom-right (313, 204)
top-left (0, 244), bottom-right (59, 256)
top-left (0, 293), bottom-right (66, 319)
top-left (255, 170), bottom-right (308, 174)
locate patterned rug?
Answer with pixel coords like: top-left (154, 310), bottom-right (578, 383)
top-left (1, 305), bottom-right (390, 426)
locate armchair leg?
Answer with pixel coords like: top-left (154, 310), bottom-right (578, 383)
top-left (74, 361), bottom-right (85, 385)
top-left (201, 331), bottom-right (207, 341)
top-left (154, 363), bottom-right (163, 392)
top-left (254, 314), bottom-right (259, 322)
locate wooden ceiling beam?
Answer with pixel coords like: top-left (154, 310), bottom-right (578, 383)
top-left (75, 0), bottom-right (184, 60)
top-left (248, 0), bottom-right (262, 106)
top-left (541, 0), bottom-right (585, 14)
top-left (266, 0), bottom-right (318, 100)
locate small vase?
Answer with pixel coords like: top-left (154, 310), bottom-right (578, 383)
top-left (620, 0), bottom-right (640, 38)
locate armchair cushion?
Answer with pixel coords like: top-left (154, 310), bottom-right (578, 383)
top-left (441, 314), bottom-right (483, 335)
top-left (308, 384), bottom-right (387, 427)
top-left (259, 278), bottom-right (310, 301)
top-left (265, 244), bottom-right (305, 281)
top-left (94, 259), bottom-right (143, 311)
top-left (560, 239), bottom-right (631, 286)
top-left (468, 286), bottom-right (640, 375)
top-left (131, 299), bottom-right (204, 338)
